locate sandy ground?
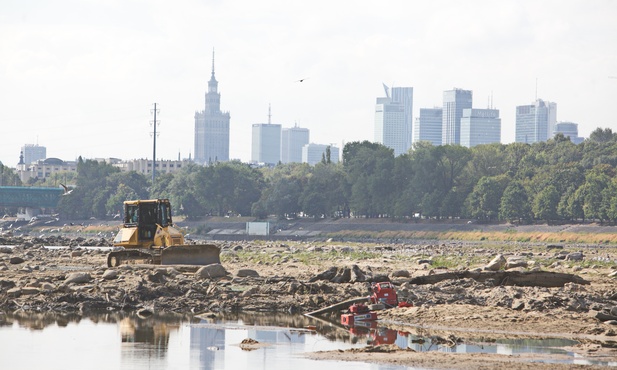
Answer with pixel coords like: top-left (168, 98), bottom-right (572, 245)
top-left (2, 234), bottom-right (617, 368)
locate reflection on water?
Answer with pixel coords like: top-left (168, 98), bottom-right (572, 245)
top-left (0, 310), bottom-right (615, 369)
top-left (0, 311), bottom-right (404, 370)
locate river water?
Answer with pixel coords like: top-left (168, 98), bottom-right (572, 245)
top-left (0, 311), bottom-right (407, 370)
top-left (1, 311), bottom-right (615, 369)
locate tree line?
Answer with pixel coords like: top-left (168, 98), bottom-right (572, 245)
top-left (5, 127), bottom-right (617, 224)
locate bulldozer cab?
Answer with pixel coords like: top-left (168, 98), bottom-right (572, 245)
top-left (110, 198), bottom-right (220, 267)
top-left (124, 199), bottom-right (173, 242)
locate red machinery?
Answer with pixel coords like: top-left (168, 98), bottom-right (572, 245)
top-left (341, 303), bottom-right (378, 326)
top-left (370, 282), bottom-right (399, 307)
top-left (348, 326), bottom-right (407, 346)
top-left (370, 327), bottom-right (399, 345)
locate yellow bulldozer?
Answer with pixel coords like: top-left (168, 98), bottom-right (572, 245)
top-left (108, 199), bottom-right (220, 267)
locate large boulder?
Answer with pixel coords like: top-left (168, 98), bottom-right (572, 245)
top-left (392, 269), bottom-right (410, 278)
top-left (350, 265), bottom-right (367, 282)
top-left (309, 267), bottom-right (338, 282)
top-left (331, 267), bottom-right (351, 283)
top-left (236, 269), bottom-right (259, 277)
top-left (195, 263), bottom-right (228, 279)
top-left (565, 252), bottom-right (584, 261)
top-left (9, 256), bottom-right (25, 265)
top-left (505, 256), bottom-right (528, 270)
top-left (485, 254), bottom-right (506, 271)
top-left (64, 272), bottom-right (92, 284)
top-left (102, 269), bottom-right (119, 280)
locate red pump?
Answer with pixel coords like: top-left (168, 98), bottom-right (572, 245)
top-left (370, 282), bottom-right (399, 307)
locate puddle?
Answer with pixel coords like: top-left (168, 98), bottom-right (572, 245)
top-left (307, 313), bottom-right (617, 366)
top-left (0, 311), bottom-right (407, 370)
top-left (1, 307), bottom-right (616, 368)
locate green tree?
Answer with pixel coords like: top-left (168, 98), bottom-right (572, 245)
top-left (433, 145), bottom-right (472, 218)
top-left (168, 166), bottom-right (203, 218)
top-left (588, 127), bottom-right (616, 143)
top-left (300, 162), bottom-right (347, 218)
top-left (195, 161), bottom-right (263, 217)
top-left (0, 162), bottom-right (22, 187)
top-left (57, 157), bottom-right (121, 219)
top-left (602, 179), bottom-right (617, 222)
top-left (391, 154), bottom-right (417, 218)
top-left (344, 142), bottom-right (395, 217)
top-left (503, 142), bottom-right (531, 178)
top-left (581, 164), bottom-right (614, 221)
top-left (466, 176), bottom-right (507, 221)
top-left (408, 142), bottom-right (442, 218)
top-left (231, 163), bottom-right (264, 216)
top-left (254, 163), bottom-right (311, 218)
top-left (500, 181), bottom-right (531, 223)
top-left (464, 143), bottom-right (507, 184)
top-left (150, 172), bottom-right (176, 200)
top-left (104, 171), bottom-right (150, 216)
top-left (532, 185), bottom-right (560, 222)
top-left (262, 175), bottom-right (304, 218)
top-left (106, 183), bottom-right (140, 217)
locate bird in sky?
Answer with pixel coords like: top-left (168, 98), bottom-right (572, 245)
top-left (60, 183), bottom-right (73, 195)
top-left (296, 78), bottom-right (309, 82)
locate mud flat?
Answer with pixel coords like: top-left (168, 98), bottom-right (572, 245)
top-left (1, 235), bottom-right (617, 368)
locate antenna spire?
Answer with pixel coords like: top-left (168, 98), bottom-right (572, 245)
top-left (211, 48), bottom-right (215, 76)
top-left (382, 83), bottom-right (390, 99)
top-left (268, 103), bottom-right (272, 124)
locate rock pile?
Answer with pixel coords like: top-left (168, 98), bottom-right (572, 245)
top-left (1, 235), bottom-right (616, 337)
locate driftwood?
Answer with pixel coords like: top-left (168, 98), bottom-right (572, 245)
top-left (407, 270), bottom-right (590, 288)
top-left (304, 296), bottom-right (369, 316)
top-left (593, 311), bottom-right (617, 322)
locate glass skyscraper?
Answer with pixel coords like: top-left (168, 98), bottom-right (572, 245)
top-left (460, 108), bottom-right (501, 148)
top-left (282, 126), bottom-right (309, 163)
top-left (515, 99), bottom-right (557, 144)
top-left (251, 123), bottom-right (282, 165)
top-left (442, 88), bottom-right (473, 145)
top-left (413, 108), bottom-right (443, 146)
top-left (374, 84), bottom-right (413, 156)
top-left (554, 122), bottom-right (583, 144)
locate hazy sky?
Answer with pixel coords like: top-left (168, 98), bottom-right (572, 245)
top-left (1, 0), bottom-right (616, 166)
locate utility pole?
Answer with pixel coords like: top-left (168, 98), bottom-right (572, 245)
top-left (150, 103), bottom-right (160, 185)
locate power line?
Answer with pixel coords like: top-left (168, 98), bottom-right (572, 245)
top-left (150, 103), bottom-right (160, 185)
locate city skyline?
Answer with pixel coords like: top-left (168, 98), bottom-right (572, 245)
top-left (1, 1), bottom-right (616, 166)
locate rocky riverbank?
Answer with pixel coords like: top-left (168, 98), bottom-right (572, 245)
top-left (2, 234), bottom-right (617, 368)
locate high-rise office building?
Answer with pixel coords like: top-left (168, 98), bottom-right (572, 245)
top-left (21, 144), bottom-right (46, 165)
top-left (460, 108), bottom-right (501, 148)
top-left (442, 88), bottom-right (473, 145)
top-left (515, 99), bottom-right (557, 144)
top-left (554, 122), bottom-right (583, 144)
top-left (281, 125), bottom-right (310, 164)
top-left (374, 84), bottom-right (413, 156)
top-left (194, 51), bottom-right (231, 164)
top-left (252, 123), bottom-right (282, 165)
top-left (302, 144), bottom-right (340, 166)
top-left (413, 108), bottom-right (443, 146)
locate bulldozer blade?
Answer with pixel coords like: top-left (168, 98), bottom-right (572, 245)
top-left (161, 244), bottom-right (221, 266)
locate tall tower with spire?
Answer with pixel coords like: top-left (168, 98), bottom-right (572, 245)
top-left (194, 49), bottom-right (231, 164)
